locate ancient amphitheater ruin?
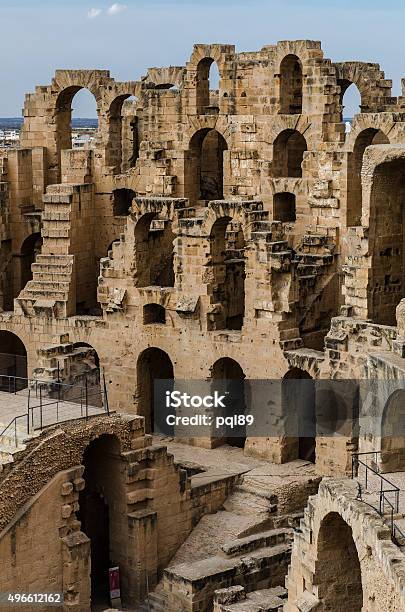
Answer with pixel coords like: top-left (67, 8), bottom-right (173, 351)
top-left (1, 39), bottom-right (405, 610)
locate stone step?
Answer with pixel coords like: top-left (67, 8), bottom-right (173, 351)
top-left (223, 488), bottom-right (277, 516)
top-left (34, 255), bottom-right (73, 265)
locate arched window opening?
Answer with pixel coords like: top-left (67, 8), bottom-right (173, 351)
top-left (347, 128), bottom-right (389, 226)
top-left (211, 357), bottom-right (246, 448)
top-left (339, 81), bottom-right (362, 123)
top-left (282, 368), bottom-right (315, 462)
top-left (143, 303), bottom-right (166, 325)
top-left (56, 87), bottom-right (98, 179)
top-left (112, 188), bottom-right (136, 216)
top-left (369, 159), bottom-right (405, 325)
top-left (186, 129), bottom-right (228, 206)
top-left (0, 331), bottom-right (27, 390)
top-left (208, 217), bottom-right (245, 331)
top-left (78, 434), bottom-right (122, 606)
top-left (121, 96), bottom-right (140, 172)
top-left (196, 58), bottom-right (220, 114)
top-left (0, 239), bottom-right (12, 310)
top-left (273, 192), bottom-right (296, 222)
top-left (135, 213), bottom-right (175, 288)
top-left (279, 54), bottom-right (303, 114)
top-left (20, 232), bottom-right (43, 290)
top-left (381, 389), bottom-right (405, 472)
top-left (315, 513), bottom-right (363, 611)
top-left (136, 348), bottom-right (174, 433)
top-left (273, 130), bottom-right (307, 178)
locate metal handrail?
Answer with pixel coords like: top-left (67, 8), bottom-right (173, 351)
top-left (352, 451), bottom-right (405, 543)
top-left (0, 370), bottom-right (109, 443)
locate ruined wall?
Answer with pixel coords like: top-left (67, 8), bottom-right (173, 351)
top-left (286, 478), bottom-right (405, 611)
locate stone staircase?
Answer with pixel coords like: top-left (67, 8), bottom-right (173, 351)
top-left (293, 229), bottom-right (337, 325)
top-left (15, 183), bottom-right (80, 317)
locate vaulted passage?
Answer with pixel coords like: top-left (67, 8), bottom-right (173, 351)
top-left (315, 512), bottom-right (363, 611)
top-left (134, 213), bottom-right (175, 288)
top-left (369, 158), bottom-right (405, 325)
top-left (282, 368), bottom-right (315, 462)
top-left (136, 348), bottom-right (174, 433)
top-left (347, 128), bottom-right (389, 226)
top-left (211, 357), bottom-right (246, 448)
top-left (279, 54), bottom-right (303, 114)
top-left (0, 331), bottom-right (27, 389)
top-left (112, 188), bottom-right (136, 216)
top-left (208, 217), bottom-right (245, 331)
top-left (186, 129), bottom-right (228, 205)
top-left (273, 192), bottom-right (296, 222)
top-left (381, 389), bottom-right (405, 472)
top-left (20, 232), bottom-right (43, 290)
top-left (78, 434), bottom-right (123, 607)
top-left (273, 130), bottom-right (307, 178)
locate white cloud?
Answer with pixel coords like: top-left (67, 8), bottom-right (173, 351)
top-left (88, 8), bottom-right (102, 19)
top-left (107, 3), bottom-right (128, 16)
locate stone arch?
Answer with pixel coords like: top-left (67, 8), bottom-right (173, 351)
top-left (78, 433), bottom-right (122, 604)
top-left (335, 61), bottom-right (392, 115)
top-left (55, 85), bottom-right (100, 172)
top-left (347, 128), bottom-right (389, 226)
top-left (279, 54), bottom-right (303, 114)
top-left (196, 57), bottom-right (221, 114)
top-left (273, 129), bottom-right (307, 178)
top-left (282, 367), bottom-right (315, 462)
top-left (367, 155), bottom-right (405, 325)
top-left (106, 92), bottom-right (140, 172)
top-left (136, 347), bottom-right (174, 433)
top-left (211, 357), bottom-right (247, 448)
top-left (314, 511), bottom-right (363, 610)
top-left (19, 232), bottom-right (43, 291)
top-left (0, 330), bottom-right (28, 387)
top-left (380, 389), bottom-right (405, 472)
top-left (185, 128), bottom-right (228, 205)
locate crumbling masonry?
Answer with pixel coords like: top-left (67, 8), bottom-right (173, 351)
top-left (2, 40), bottom-right (405, 610)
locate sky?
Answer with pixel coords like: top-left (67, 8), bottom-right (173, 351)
top-left (0, 0), bottom-right (404, 117)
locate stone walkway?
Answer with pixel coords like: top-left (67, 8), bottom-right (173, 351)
top-left (0, 387), bottom-right (105, 443)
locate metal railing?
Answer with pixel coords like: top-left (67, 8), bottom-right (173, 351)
top-left (0, 370), bottom-right (110, 448)
top-left (352, 451), bottom-right (405, 544)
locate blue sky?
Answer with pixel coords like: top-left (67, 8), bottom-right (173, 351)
top-left (0, 0), bottom-right (403, 116)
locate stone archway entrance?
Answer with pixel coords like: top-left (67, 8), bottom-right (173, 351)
top-left (0, 330), bottom-right (28, 390)
top-left (78, 434), bottom-right (122, 607)
top-left (314, 512), bottom-right (363, 611)
top-left (136, 348), bottom-right (174, 433)
top-left (211, 357), bottom-right (246, 448)
top-left (282, 368), bottom-right (315, 462)
top-left (381, 389), bottom-right (405, 472)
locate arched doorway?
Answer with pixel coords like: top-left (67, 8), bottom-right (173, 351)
top-left (186, 129), bottom-right (228, 205)
top-left (211, 357), bottom-right (246, 448)
top-left (279, 54), bottom-right (303, 114)
top-left (347, 128), bottom-right (389, 226)
top-left (381, 389), bottom-right (405, 472)
top-left (108, 95), bottom-right (139, 173)
top-left (0, 331), bottom-right (27, 389)
top-left (78, 434), bottom-right (122, 606)
top-left (136, 348), bottom-right (174, 433)
top-left (273, 130), bottom-right (307, 178)
top-left (369, 158), bottom-right (405, 325)
top-left (20, 232), bottom-right (43, 290)
top-left (315, 512), bottom-right (363, 610)
top-left (134, 214), bottom-right (175, 288)
top-left (208, 217), bottom-right (245, 331)
top-left (282, 368), bottom-right (315, 462)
